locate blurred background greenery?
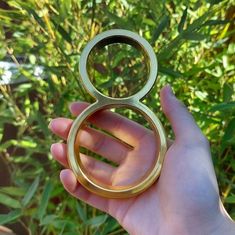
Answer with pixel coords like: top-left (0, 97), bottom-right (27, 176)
top-left (0, 0), bottom-right (234, 234)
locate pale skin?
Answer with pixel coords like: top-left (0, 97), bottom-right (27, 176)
top-left (49, 85), bottom-right (235, 235)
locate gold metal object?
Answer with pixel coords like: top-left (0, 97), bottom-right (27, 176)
top-left (67, 29), bottom-right (167, 198)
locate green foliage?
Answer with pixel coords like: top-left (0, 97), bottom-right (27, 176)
top-left (0, 0), bottom-right (234, 234)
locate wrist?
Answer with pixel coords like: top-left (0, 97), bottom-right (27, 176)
top-left (160, 202), bottom-right (235, 235)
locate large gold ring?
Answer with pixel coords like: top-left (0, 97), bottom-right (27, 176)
top-left (67, 29), bottom-right (167, 198)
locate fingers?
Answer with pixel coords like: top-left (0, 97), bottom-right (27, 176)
top-left (70, 102), bottom-right (150, 147)
top-left (51, 143), bottom-right (68, 167)
top-left (49, 118), bottom-right (72, 140)
top-left (51, 143), bottom-right (115, 184)
top-left (160, 85), bottom-right (205, 143)
top-left (60, 169), bottom-right (110, 213)
top-left (78, 127), bottom-right (130, 164)
top-left (50, 119), bottom-right (130, 164)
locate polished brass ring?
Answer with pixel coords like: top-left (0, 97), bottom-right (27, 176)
top-left (67, 29), bottom-right (167, 198)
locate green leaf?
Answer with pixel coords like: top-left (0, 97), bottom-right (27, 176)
top-left (159, 65), bottom-right (183, 77)
top-left (158, 35), bottom-right (183, 60)
top-left (222, 118), bottom-right (235, 143)
top-left (100, 80), bottom-right (113, 89)
top-left (40, 214), bottom-right (58, 225)
top-left (203, 19), bottom-right (230, 26)
top-left (210, 101), bottom-right (235, 112)
top-left (225, 196), bottom-right (235, 204)
top-left (206, 0), bottom-right (223, 5)
top-left (23, 6), bottom-right (45, 29)
top-left (178, 7), bottom-right (188, 33)
top-left (37, 181), bottom-right (53, 221)
top-left (76, 202), bottom-right (87, 223)
top-left (0, 209), bottom-right (22, 225)
top-left (85, 214), bottom-right (108, 227)
top-left (143, 18), bottom-right (156, 26)
top-left (223, 83), bottom-right (233, 102)
top-left (51, 19), bottom-right (72, 44)
top-left (21, 176), bottom-right (40, 207)
top-left (34, 111), bottom-right (50, 137)
top-left (102, 216), bottom-right (120, 234)
top-left (186, 9), bottom-right (214, 32)
top-left (104, 10), bottom-right (133, 29)
top-left (0, 187), bottom-right (26, 197)
top-left (183, 32), bottom-right (208, 41)
top-left (0, 193), bottom-right (21, 209)
top-left (151, 15), bottom-right (170, 43)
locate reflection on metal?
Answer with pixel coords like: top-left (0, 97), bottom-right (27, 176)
top-left (67, 29), bottom-right (167, 198)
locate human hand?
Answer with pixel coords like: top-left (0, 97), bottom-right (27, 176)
top-left (49, 85), bottom-right (234, 235)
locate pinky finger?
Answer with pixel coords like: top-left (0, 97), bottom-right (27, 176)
top-left (60, 169), bottom-right (110, 213)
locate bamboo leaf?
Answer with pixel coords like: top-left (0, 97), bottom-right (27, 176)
top-left (102, 217), bottom-right (120, 234)
top-left (206, 0), bottom-right (223, 5)
top-left (203, 19), bottom-right (230, 26)
top-left (210, 101), bottom-right (235, 112)
top-left (222, 118), bottom-right (235, 143)
top-left (51, 19), bottom-right (72, 44)
top-left (178, 7), bottom-right (188, 33)
top-left (104, 10), bottom-right (134, 29)
top-left (0, 209), bottom-right (22, 225)
top-left (151, 15), bottom-right (170, 43)
top-left (21, 176), bottom-right (40, 207)
top-left (183, 32), bottom-right (208, 41)
top-left (85, 214), bottom-right (108, 227)
top-left (0, 193), bottom-right (21, 209)
top-left (159, 65), bottom-right (183, 77)
top-left (0, 187), bottom-right (26, 197)
top-left (40, 214), bottom-right (58, 225)
top-left (34, 111), bottom-right (50, 137)
top-left (76, 202), bottom-right (87, 223)
top-left (37, 181), bottom-right (53, 221)
top-left (24, 6), bottom-right (45, 29)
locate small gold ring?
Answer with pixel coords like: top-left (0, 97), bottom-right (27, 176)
top-left (67, 29), bottom-right (167, 198)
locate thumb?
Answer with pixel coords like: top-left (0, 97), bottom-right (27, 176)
top-left (160, 85), bottom-right (204, 143)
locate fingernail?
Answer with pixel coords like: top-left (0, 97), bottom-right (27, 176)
top-left (50, 143), bottom-right (56, 152)
top-left (60, 169), bottom-right (68, 178)
top-left (166, 85), bottom-right (174, 96)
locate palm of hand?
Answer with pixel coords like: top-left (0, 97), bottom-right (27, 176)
top-left (50, 86), bottom-right (221, 235)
